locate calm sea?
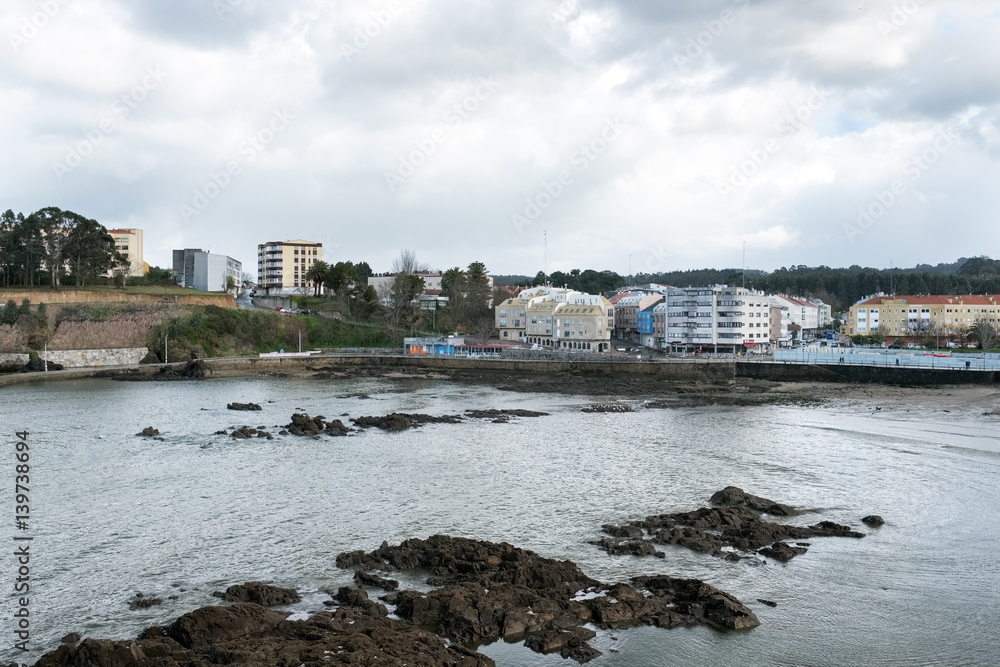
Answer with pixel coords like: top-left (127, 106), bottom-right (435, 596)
top-left (1, 377), bottom-right (998, 666)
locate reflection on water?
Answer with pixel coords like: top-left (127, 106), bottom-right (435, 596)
top-left (1, 377), bottom-right (998, 666)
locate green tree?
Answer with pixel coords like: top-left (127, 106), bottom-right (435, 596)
top-left (1, 299), bottom-right (18, 325)
top-left (64, 217), bottom-right (116, 287)
top-left (27, 207), bottom-right (89, 289)
top-left (378, 273), bottom-right (425, 340)
top-left (305, 260), bottom-right (330, 297)
top-left (967, 319), bottom-right (996, 352)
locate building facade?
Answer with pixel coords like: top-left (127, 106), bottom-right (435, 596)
top-left (172, 249), bottom-right (242, 292)
top-left (257, 240), bottom-right (322, 295)
top-left (665, 286), bottom-right (772, 353)
top-left (845, 295), bottom-right (1000, 340)
top-left (108, 228), bottom-right (144, 277)
top-left (496, 287), bottom-right (615, 352)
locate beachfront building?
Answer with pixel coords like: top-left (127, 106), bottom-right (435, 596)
top-left (614, 294), bottom-right (665, 341)
top-left (845, 294), bottom-right (1000, 341)
top-left (496, 287), bottom-right (615, 352)
top-left (666, 286), bottom-right (773, 353)
top-left (172, 249), bottom-right (242, 293)
top-left (257, 239), bottom-right (322, 296)
top-left (770, 295), bottom-right (829, 340)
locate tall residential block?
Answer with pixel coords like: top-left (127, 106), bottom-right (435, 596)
top-left (257, 239), bottom-right (323, 295)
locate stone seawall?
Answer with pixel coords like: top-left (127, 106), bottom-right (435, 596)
top-left (41, 347), bottom-right (150, 368)
top-left (203, 354), bottom-right (739, 383)
top-left (737, 361), bottom-right (999, 385)
top-left (253, 296), bottom-right (292, 310)
top-left (0, 353), bottom-right (30, 370)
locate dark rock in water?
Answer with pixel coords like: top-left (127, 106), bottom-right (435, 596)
top-left (354, 570), bottom-right (399, 591)
top-left (710, 486), bottom-right (796, 516)
top-left (278, 430), bottom-right (289, 435)
top-left (230, 426), bottom-right (272, 440)
top-left (758, 541), bottom-right (808, 562)
top-left (137, 426), bottom-right (160, 437)
top-left (601, 523), bottom-right (644, 539)
top-left (591, 536), bottom-right (664, 558)
top-left (184, 359), bottom-right (211, 379)
top-left (862, 515), bottom-right (885, 526)
top-left (581, 404), bottom-right (633, 413)
top-left (286, 413), bottom-right (354, 437)
top-left (333, 586), bottom-right (388, 616)
top-left (465, 409), bottom-right (550, 419)
top-left (596, 491), bottom-right (865, 563)
top-left (227, 402), bottom-right (262, 411)
top-left (336, 534), bottom-right (759, 664)
top-left (216, 581), bottom-right (301, 606)
top-left (757, 599), bottom-right (778, 607)
top-left (351, 413), bottom-right (463, 431)
top-left (128, 593), bottom-right (163, 610)
top-left (214, 430), bottom-right (227, 435)
top-left (36, 602), bottom-right (496, 667)
top-left (60, 633), bottom-right (80, 644)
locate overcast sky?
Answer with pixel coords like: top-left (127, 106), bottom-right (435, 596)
top-left (3, 0), bottom-right (999, 277)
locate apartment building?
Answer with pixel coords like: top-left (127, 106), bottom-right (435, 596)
top-left (845, 295), bottom-right (1000, 339)
top-left (108, 228), bottom-right (144, 277)
top-left (614, 294), bottom-right (665, 340)
top-left (172, 249), bottom-right (242, 292)
top-left (665, 286), bottom-right (772, 353)
top-left (496, 287), bottom-right (615, 352)
top-left (257, 240), bottom-right (322, 295)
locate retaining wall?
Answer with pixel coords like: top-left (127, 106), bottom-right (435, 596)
top-left (0, 290), bottom-right (235, 308)
top-left (737, 361), bottom-right (999, 385)
top-left (252, 296), bottom-right (292, 310)
top-left (43, 347), bottom-right (149, 368)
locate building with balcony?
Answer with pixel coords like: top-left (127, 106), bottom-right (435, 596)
top-left (665, 286), bottom-right (773, 353)
top-left (496, 287), bottom-right (615, 352)
top-left (257, 240), bottom-right (322, 296)
top-left (845, 295), bottom-right (1000, 340)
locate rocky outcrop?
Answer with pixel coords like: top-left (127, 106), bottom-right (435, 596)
top-left (136, 427), bottom-right (159, 437)
top-left (710, 485), bottom-right (796, 516)
top-left (213, 582), bottom-right (300, 606)
top-left (354, 571), bottom-right (399, 591)
top-left (34, 602), bottom-right (495, 667)
top-left (351, 413), bottom-right (463, 431)
top-left (25, 358), bottom-right (65, 372)
top-left (337, 534), bottom-right (759, 664)
top-left (231, 426), bottom-right (273, 440)
top-left (464, 409), bottom-right (550, 419)
top-left (597, 488), bottom-right (865, 563)
top-left (581, 404), bottom-right (633, 413)
top-left (227, 402), bottom-right (262, 411)
top-left (286, 413), bottom-right (354, 437)
top-left (861, 515), bottom-right (885, 526)
top-left (128, 593), bottom-right (162, 610)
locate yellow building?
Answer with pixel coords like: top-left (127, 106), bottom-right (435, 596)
top-left (846, 295), bottom-right (1000, 339)
top-left (496, 287), bottom-right (614, 352)
top-left (257, 239), bottom-right (323, 295)
top-left (108, 228), bottom-right (144, 277)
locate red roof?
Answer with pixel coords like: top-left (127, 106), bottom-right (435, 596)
top-left (609, 292), bottom-right (635, 304)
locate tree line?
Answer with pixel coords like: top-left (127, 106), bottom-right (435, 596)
top-left (0, 207), bottom-right (133, 289)
top-left (496, 257), bottom-right (1000, 315)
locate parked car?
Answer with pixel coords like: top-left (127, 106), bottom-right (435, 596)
top-left (946, 342), bottom-right (961, 349)
top-left (888, 343), bottom-right (902, 349)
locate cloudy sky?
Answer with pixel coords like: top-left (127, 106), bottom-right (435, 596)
top-left (3, 0), bottom-right (999, 278)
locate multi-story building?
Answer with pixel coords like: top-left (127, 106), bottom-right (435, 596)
top-left (666, 286), bottom-right (772, 353)
top-left (614, 294), bottom-right (665, 340)
top-left (636, 304), bottom-right (659, 349)
top-left (108, 228), bottom-right (144, 277)
top-left (257, 239), bottom-right (322, 295)
top-left (172, 249), bottom-right (242, 293)
top-left (496, 287), bottom-right (614, 352)
top-left (845, 295), bottom-right (1000, 340)
top-left (769, 304), bottom-right (788, 347)
top-left (368, 271), bottom-right (494, 299)
top-left (770, 295), bottom-right (830, 340)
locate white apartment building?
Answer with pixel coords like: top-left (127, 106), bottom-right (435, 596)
top-left (665, 286), bottom-right (773, 353)
top-left (497, 287), bottom-right (614, 352)
top-left (770, 295), bottom-right (830, 340)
